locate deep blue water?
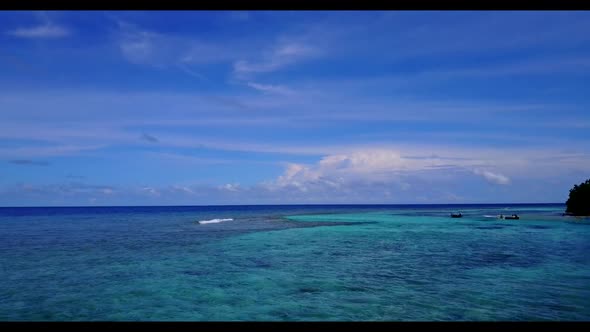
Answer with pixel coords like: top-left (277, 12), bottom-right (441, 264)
top-left (0, 204), bottom-right (589, 321)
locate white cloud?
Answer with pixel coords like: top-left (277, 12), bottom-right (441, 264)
top-left (473, 169), bottom-right (511, 185)
top-left (219, 183), bottom-right (240, 192)
top-left (270, 149), bottom-right (449, 193)
top-left (268, 149), bottom-right (520, 195)
top-left (7, 23), bottom-right (69, 38)
top-left (246, 82), bottom-right (295, 95)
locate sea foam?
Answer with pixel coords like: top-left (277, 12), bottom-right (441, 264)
top-left (198, 218), bottom-right (233, 224)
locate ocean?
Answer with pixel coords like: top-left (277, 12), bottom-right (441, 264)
top-left (0, 204), bottom-right (588, 321)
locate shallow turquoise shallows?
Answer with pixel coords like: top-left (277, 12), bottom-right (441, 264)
top-left (0, 204), bottom-right (589, 321)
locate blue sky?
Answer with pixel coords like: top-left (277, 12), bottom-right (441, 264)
top-left (1, 10), bottom-right (589, 206)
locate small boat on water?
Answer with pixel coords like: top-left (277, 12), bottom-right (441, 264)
top-left (450, 212), bottom-right (462, 218)
top-left (499, 214), bottom-right (519, 220)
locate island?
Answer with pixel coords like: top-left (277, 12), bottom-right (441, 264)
top-left (565, 178), bottom-right (590, 216)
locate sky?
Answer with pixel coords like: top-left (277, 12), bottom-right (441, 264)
top-left (0, 10), bottom-right (589, 206)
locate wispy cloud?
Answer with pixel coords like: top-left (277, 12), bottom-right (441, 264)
top-left (15, 182), bottom-right (115, 196)
top-left (141, 187), bottom-right (160, 196)
top-left (8, 160), bottom-right (50, 166)
top-left (116, 21), bottom-right (165, 67)
top-left (114, 19), bottom-right (246, 69)
top-left (0, 144), bottom-right (106, 159)
top-left (143, 152), bottom-right (251, 166)
top-left (233, 40), bottom-right (319, 78)
top-left (246, 82), bottom-right (295, 96)
top-left (177, 63), bottom-right (210, 82)
top-left (218, 183), bottom-right (240, 192)
top-left (1, 90), bottom-right (588, 171)
top-left (6, 11), bottom-right (69, 39)
top-left (171, 185), bottom-right (194, 194)
top-left (6, 23), bottom-right (69, 39)
top-left (473, 169), bottom-right (511, 185)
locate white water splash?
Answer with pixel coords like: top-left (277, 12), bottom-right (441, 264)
top-left (197, 218), bottom-right (233, 224)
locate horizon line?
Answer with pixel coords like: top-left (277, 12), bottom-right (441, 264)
top-left (0, 202), bottom-right (565, 209)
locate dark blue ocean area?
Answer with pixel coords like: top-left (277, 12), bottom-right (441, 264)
top-left (0, 204), bottom-right (588, 321)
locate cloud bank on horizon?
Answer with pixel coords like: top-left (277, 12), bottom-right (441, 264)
top-left (0, 10), bottom-right (589, 206)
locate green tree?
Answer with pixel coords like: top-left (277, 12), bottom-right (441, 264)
top-left (566, 178), bottom-right (590, 216)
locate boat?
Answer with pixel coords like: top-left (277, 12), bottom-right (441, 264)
top-left (504, 214), bottom-right (519, 220)
top-left (499, 214), bottom-right (519, 220)
top-left (450, 212), bottom-right (462, 218)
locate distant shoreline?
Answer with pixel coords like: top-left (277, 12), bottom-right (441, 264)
top-left (563, 212), bottom-right (590, 217)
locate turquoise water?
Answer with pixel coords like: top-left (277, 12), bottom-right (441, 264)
top-left (0, 204), bottom-right (589, 321)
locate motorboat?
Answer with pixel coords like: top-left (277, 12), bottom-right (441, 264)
top-left (450, 212), bottom-right (462, 218)
top-left (499, 214), bottom-right (519, 220)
